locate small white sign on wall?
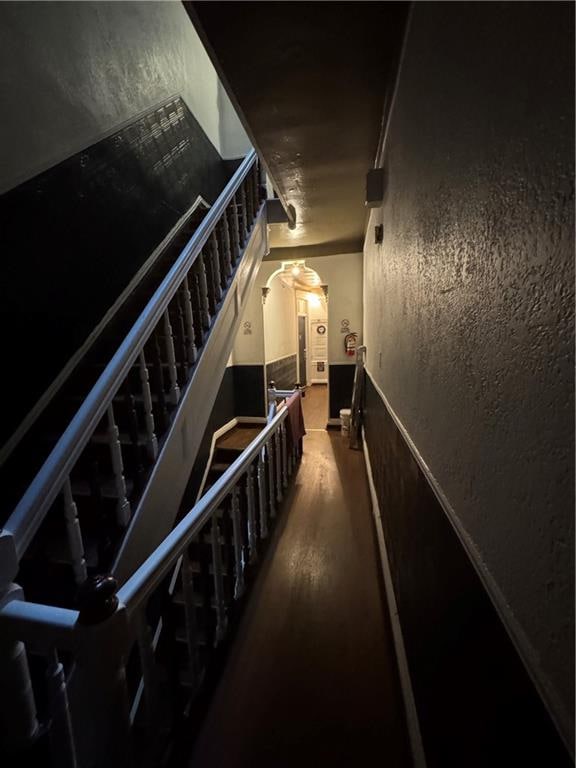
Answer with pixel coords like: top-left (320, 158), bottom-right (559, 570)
top-left (310, 319), bottom-right (328, 360)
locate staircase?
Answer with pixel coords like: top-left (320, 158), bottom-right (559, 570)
top-left (0, 150), bottom-right (267, 608)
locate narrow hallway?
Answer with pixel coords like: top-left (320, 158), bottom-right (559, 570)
top-left (300, 383), bottom-right (328, 429)
top-left (188, 429), bottom-right (411, 767)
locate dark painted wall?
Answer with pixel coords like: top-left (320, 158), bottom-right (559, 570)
top-left (328, 365), bottom-right (355, 420)
top-left (364, 374), bottom-right (571, 767)
top-left (234, 365), bottom-right (266, 418)
top-left (179, 364), bottom-right (265, 507)
top-left (265, 354), bottom-right (297, 390)
top-left (363, 2), bottom-right (574, 747)
top-left (0, 97), bottom-right (233, 447)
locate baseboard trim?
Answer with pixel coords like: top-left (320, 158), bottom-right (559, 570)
top-left (326, 418), bottom-right (341, 427)
top-left (362, 429), bottom-right (428, 768)
top-left (236, 416), bottom-right (267, 424)
top-left (363, 367), bottom-right (572, 753)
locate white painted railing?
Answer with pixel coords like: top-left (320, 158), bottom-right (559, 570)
top-left (0, 391), bottom-right (303, 768)
top-left (0, 150), bottom-right (264, 584)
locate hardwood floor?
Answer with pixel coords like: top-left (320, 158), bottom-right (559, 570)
top-left (216, 425), bottom-right (263, 452)
top-left (188, 430), bottom-right (411, 768)
top-left (301, 383), bottom-right (328, 429)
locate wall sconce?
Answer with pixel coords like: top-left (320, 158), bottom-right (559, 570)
top-left (261, 286), bottom-right (271, 304)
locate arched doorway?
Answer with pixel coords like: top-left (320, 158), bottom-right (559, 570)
top-left (263, 261), bottom-right (328, 428)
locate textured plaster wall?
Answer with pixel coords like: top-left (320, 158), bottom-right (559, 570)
top-left (363, 2), bottom-right (574, 742)
top-left (0, 1), bottom-right (249, 193)
top-left (263, 276), bottom-right (297, 364)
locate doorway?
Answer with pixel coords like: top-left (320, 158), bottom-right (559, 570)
top-left (263, 261), bottom-right (329, 428)
top-left (297, 315), bottom-right (307, 385)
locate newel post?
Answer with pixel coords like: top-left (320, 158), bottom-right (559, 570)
top-left (0, 532), bottom-right (39, 753)
top-left (71, 575), bottom-right (133, 768)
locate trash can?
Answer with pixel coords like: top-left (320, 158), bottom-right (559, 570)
top-left (340, 408), bottom-right (351, 436)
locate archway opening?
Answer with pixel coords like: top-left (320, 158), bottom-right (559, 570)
top-left (263, 261), bottom-right (328, 429)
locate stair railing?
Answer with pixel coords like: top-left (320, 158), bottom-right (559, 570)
top-left (0, 149), bottom-right (265, 581)
top-left (349, 345), bottom-right (366, 450)
top-left (0, 391), bottom-right (303, 767)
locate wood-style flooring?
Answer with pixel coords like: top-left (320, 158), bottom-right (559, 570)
top-left (301, 384), bottom-right (328, 429)
top-left (216, 425), bottom-right (262, 452)
top-left (189, 429), bottom-right (411, 768)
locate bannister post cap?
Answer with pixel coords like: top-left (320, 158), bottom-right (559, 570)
top-left (78, 574), bottom-right (119, 625)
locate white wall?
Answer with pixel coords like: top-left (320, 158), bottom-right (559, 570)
top-left (263, 277), bottom-right (297, 363)
top-left (309, 252), bottom-right (363, 364)
top-left (307, 298), bottom-right (328, 383)
top-left (233, 252), bottom-right (363, 368)
top-left (0, 1), bottom-right (250, 193)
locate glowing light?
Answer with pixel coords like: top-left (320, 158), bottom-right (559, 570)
top-left (291, 265), bottom-right (301, 277)
top-left (308, 294), bottom-right (321, 308)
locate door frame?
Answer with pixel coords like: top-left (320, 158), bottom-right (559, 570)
top-left (297, 310), bottom-right (309, 387)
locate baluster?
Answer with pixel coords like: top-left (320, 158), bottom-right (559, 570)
top-left (230, 487), bottom-right (245, 599)
top-left (257, 453), bottom-right (268, 539)
top-left (252, 163), bottom-right (260, 212)
top-left (245, 174), bottom-right (255, 224)
top-left (274, 429), bottom-right (283, 503)
top-left (257, 159), bottom-right (267, 200)
top-left (226, 204), bottom-right (240, 266)
top-left (189, 272), bottom-right (205, 349)
top-left (45, 649), bottom-right (77, 768)
top-left (231, 192), bottom-right (244, 254)
top-left (162, 311), bottom-right (181, 406)
top-left (267, 440), bottom-right (276, 518)
top-left (219, 215), bottom-right (233, 278)
top-left (89, 460), bottom-right (107, 566)
top-left (210, 230), bottom-right (228, 292)
top-left (210, 515), bottom-right (227, 644)
top-left (136, 610), bottom-right (157, 725)
top-left (0, 589), bottom-right (39, 752)
top-left (62, 477), bottom-right (87, 585)
top-left (209, 232), bottom-right (223, 301)
top-left (239, 186), bottom-right (249, 243)
top-left (180, 277), bottom-right (198, 366)
top-left (172, 294), bottom-right (189, 382)
top-left (195, 256), bottom-right (211, 331)
top-left (149, 331), bottom-right (169, 433)
top-left (281, 422), bottom-right (288, 489)
top-left (138, 351), bottom-right (159, 460)
top-left (181, 548), bottom-right (200, 685)
top-left (107, 404), bottom-right (131, 527)
top-left (246, 464), bottom-right (257, 560)
top-left (202, 247), bottom-right (218, 316)
top-left (124, 381), bottom-right (146, 494)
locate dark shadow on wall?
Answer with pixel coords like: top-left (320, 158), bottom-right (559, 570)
top-left (179, 364), bottom-right (266, 507)
top-left (363, 373), bottom-right (572, 768)
top-left (328, 364), bottom-right (355, 420)
top-left (0, 96), bottom-right (235, 446)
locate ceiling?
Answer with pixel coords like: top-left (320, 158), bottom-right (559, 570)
top-left (185, 1), bottom-right (409, 259)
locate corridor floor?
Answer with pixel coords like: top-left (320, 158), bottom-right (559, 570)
top-left (189, 430), bottom-right (411, 767)
top-left (300, 383), bottom-right (328, 429)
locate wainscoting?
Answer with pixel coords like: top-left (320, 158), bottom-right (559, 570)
top-left (328, 364), bottom-right (355, 420)
top-left (0, 95), bottom-right (235, 446)
top-left (265, 355), bottom-right (297, 390)
top-left (362, 372), bottom-right (571, 767)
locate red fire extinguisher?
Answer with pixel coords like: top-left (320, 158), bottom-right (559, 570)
top-left (344, 332), bottom-right (358, 357)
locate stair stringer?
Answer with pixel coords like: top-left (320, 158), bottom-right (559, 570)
top-left (113, 208), bottom-right (268, 584)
